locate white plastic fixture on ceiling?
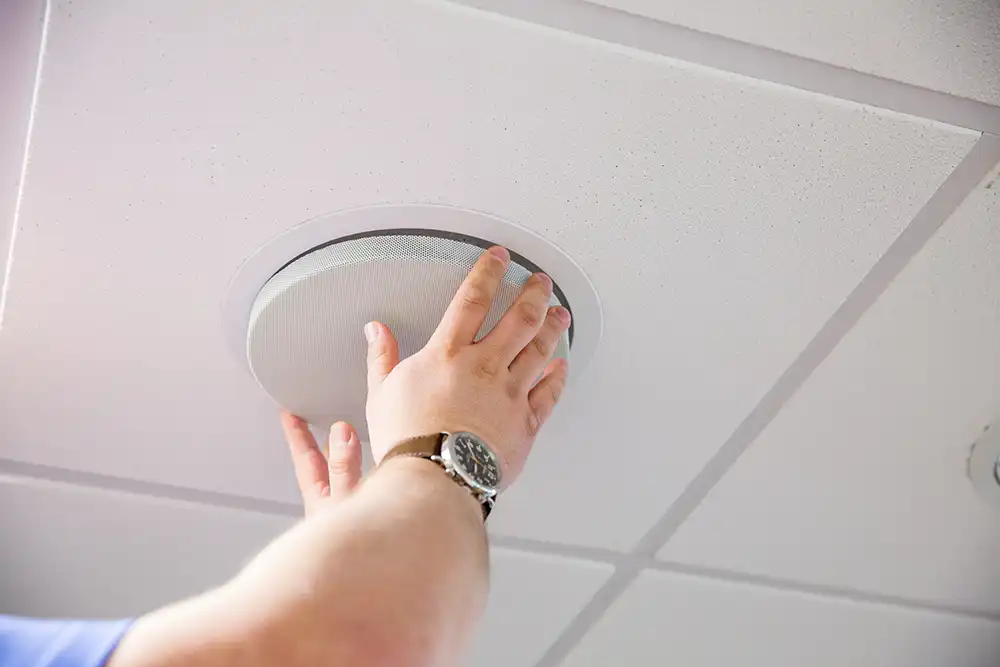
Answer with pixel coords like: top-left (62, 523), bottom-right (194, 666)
top-left (970, 422), bottom-right (1000, 510)
top-left (224, 205), bottom-right (602, 436)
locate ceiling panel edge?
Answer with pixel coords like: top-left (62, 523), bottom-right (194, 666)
top-left (630, 133), bottom-right (1000, 555)
top-left (445, 0), bottom-right (1000, 135)
top-left (0, 0), bottom-right (47, 311)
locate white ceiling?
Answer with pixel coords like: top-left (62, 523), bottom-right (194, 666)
top-left (2, 1), bottom-right (999, 665)
top-left (591, 0), bottom-right (1000, 106)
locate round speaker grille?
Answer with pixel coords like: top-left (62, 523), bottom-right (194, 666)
top-left (248, 232), bottom-right (570, 435)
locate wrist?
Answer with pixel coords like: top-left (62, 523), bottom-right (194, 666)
top-left (374, 455), bottom-right (486, 527)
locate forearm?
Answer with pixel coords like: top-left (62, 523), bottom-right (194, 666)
top-left (110, 457), bottom-right (488, 667)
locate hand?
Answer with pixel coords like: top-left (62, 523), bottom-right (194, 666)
top-left (364, 246), bottom-right (571, 488)
top-left (280, 411), bottom-right (362, 516)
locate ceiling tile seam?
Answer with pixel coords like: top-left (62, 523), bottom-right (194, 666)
top-left (651, 562), bottom-right (1000, 625)
top-left (630, 133), bottom-right (1000, 559)
top-left (532, 566), bottom-right (641, 667)
top-left (0, 457), bottom-right (633, 563)
top-left (528, 135), bottom-right (1000, 667)
top-left (0, 0), bottom-right (50, 331)
top-left (442, 0), bottom-right (1000, 135)
top-left (0, 457), bottom-right (303, 518)
top-left (8, 451), bottom-right (996, 630)
top-left (530, 552), bottom-right (1000, 667)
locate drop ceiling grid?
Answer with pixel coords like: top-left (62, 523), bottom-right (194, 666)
top-left (0, 1), bottom-right (996, 667)
top-left (0, 474), bottom-right (614, 667)
top-left (533, 138), bottom-right (1000, 667)
top-left (563, 570), bottom-right (1000, 667)
top-left (658, 156), bottom-right (1000, 613)
top-left (588, 0), bottom-right (1000, 106)
top-left (0, 0), bottom-right (982, 554)
top-left (449, 0), bottom-right (1000, 135)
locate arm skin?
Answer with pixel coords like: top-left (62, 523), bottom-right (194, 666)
top-left (107, 246), bottom-right (570, 667)
top-left (108, 457), bottom-right (486, 667)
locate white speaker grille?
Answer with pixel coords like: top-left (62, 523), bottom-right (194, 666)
top-left (247, 233), bottom-right (570, 435)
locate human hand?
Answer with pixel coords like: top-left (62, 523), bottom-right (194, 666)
top-left (364, 246), bottom-right (571, 488)
top-left (280, 411), bottom-right (362, 516)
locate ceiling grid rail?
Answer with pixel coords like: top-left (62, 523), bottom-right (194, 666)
top-left (444, 0), bottom-right (1000, 136)
top-left (529, 135), bottom-right (1000, 667)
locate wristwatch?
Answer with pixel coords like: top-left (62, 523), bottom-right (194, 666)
top-left (381, 431), bottom-right (502, 521)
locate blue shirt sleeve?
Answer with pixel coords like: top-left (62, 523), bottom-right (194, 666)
top-left (0, 616), bottom-right (132, 667)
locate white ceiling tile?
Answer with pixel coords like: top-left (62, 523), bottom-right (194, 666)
top-left (590, 0), bottom-right (1000, 106)
top-left (661, 163), bottom-right (1000, 612)
top-left (566, 570), bottom-right (1000, 667)
top-left (0, 476), bottom-right (293, 617)
top-left (472, 551), bottom-right (612, 667)
top-left (0, 0), bottom-right (45, 298)
top-left (0, 0), bottom-right (978, 550)
top-left (0, 476), bottom-right (610, 667)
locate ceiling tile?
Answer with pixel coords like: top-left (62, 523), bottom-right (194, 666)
top-left (660, 163), bottom-right (1000, 612)
top-left (565, 570), bottom-right (1000, 667)
top-left (0, 0), bottom-right (45, 297)
top-left (589, 0), bottom-right (1000, 106)
top-left (471, 551), bottom-right (612, 667)
top-left (0, 476), bottom-right (292, 617)
top-left (0, 0), bottom-right (978, 550)
top-left (0, 476), bottom-right (611, 667)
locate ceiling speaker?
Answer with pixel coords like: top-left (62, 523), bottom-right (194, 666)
top-left (247, 231), bottom-right (571, 436)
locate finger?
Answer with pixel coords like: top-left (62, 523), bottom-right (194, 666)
top-left (429, 246), bottom-right (509, 351)
top-left (280, 410), bottom-right (330, 511)
top-left (365, 321), bottom-right (400, 391)
top-left (327, 421), bottom-right (362, 501)
top-left (526, 358), bottom-right (569, 436)
top-left (508, 306), bottom-right (571, 391)
top-left (482, 272), bottom-right (553, 367)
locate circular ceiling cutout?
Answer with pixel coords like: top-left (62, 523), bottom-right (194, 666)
top-left (223, 205), bottom-right (602, 434)
top-left (969, 423), bottom-right (1000, 509)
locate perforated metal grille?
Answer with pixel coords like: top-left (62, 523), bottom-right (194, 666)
top-left (248, 234), bottom-right (570, 434)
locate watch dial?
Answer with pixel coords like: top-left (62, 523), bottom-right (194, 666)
top-left (453, 434), bottom-right (500, 489)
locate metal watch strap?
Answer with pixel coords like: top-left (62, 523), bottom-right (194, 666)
top-left (382, 434), bottom-right (493, 521)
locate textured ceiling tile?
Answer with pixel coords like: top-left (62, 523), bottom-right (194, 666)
top-left (661, 163), bottom-right (1000, 612)
top-left (0, 0), bottom-right (978, 550)
top-left (0, 476), bottom-right (293, 617)
top-left (472, 551), bottom-right (612, 667)
top-left (566, 570), bottom-right (1000, 667)
top-left (0, 477), bottom-right (610, 667)
top-left (0, 0), bottom-right (45, 299)
top-left (590, 0), bottom-right (1000, 106)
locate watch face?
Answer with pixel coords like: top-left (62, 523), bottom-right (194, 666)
top-left (451, 433), bottom-right (501, 490)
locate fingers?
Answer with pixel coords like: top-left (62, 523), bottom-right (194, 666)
top-left (526, 358), bottom-right (569, 435)
top-left (508, 305), bottom-right (571, 391)
top-left (280, 410), bottom-right (332, 513)
top-left (429, 246), bottom-right (509, 351)
top-left (482, 272), bottom-right (554, 367)
top-left (327, 421), bottom-right (362, 501)
top-left (365, 321), bottom-right (400, 392)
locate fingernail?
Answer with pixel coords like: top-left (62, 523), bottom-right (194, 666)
top-left (331, 421), bottom-right (352, 445)
top-left (489, 246), bottom-right (510, 263)
top-left (364, 322), bottom-right (378, 343)
top-left (537, 273), bottom-right (552, 291)
top-left (554, 306), bottom-right (571, 325)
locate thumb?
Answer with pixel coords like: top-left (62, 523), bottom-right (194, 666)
top-left (365, 321), bottom-right (399, 391)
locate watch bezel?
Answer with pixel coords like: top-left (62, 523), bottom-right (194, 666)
top-left (440, 431), bottom-right (501, 497)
